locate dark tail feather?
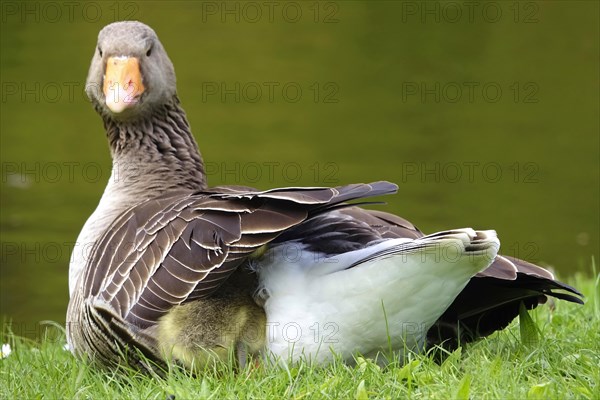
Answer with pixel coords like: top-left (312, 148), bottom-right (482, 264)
top-left (427, 256), bottom-right (584, 352)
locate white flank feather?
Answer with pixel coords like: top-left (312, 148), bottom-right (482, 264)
top-left (256, 228), bottom-right (499, 364)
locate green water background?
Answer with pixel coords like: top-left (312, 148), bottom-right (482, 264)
top-left (1, 1), bottom-right (598, 338)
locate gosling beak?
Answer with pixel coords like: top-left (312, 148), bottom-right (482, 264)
top-left (103, 56), bottom-right (145, 113)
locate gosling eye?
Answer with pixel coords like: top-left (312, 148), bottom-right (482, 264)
top-left (98, 47), bottom-right (103, 57)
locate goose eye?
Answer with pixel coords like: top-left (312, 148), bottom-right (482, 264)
top-left (146, 48), bottom-right (152, 57)
top-left (98, 47), bottom-right (103, 57)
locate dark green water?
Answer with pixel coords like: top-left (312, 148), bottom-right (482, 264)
top-left (1, 1), bottom-right (598, 339)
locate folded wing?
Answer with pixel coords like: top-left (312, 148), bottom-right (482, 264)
top-left (80, 182), bottom-right (399, 329)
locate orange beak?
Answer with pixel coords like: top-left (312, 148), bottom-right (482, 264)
top-left (103, 56), bottom-right (145, 113)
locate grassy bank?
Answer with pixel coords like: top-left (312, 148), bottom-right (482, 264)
top-left (1, 273), bottom-right (598, 399)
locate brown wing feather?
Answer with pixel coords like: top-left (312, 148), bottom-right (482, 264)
top-left (336, 207), bottom-right (424, 240)
top-left (475, 255), bottom-right (518, 280)
top-left (82, 182), bottom-right (398, 329)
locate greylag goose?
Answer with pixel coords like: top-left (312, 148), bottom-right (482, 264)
top-left (66, 21), bottom-right (583, 373)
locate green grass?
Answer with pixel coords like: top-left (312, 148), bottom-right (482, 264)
top-left (1, 272), bottom-right (598, 399)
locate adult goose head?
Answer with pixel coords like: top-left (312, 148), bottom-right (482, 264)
top-left (67, 21), bottom-right (583, 373)
top-left (84, 20), bottom-right (205, 200)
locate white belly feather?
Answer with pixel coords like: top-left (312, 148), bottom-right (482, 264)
top-left (256, 228), bottom-right (499, 364)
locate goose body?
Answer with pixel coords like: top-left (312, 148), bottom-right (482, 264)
top-left (66, 21), bottom-right (583, 373)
